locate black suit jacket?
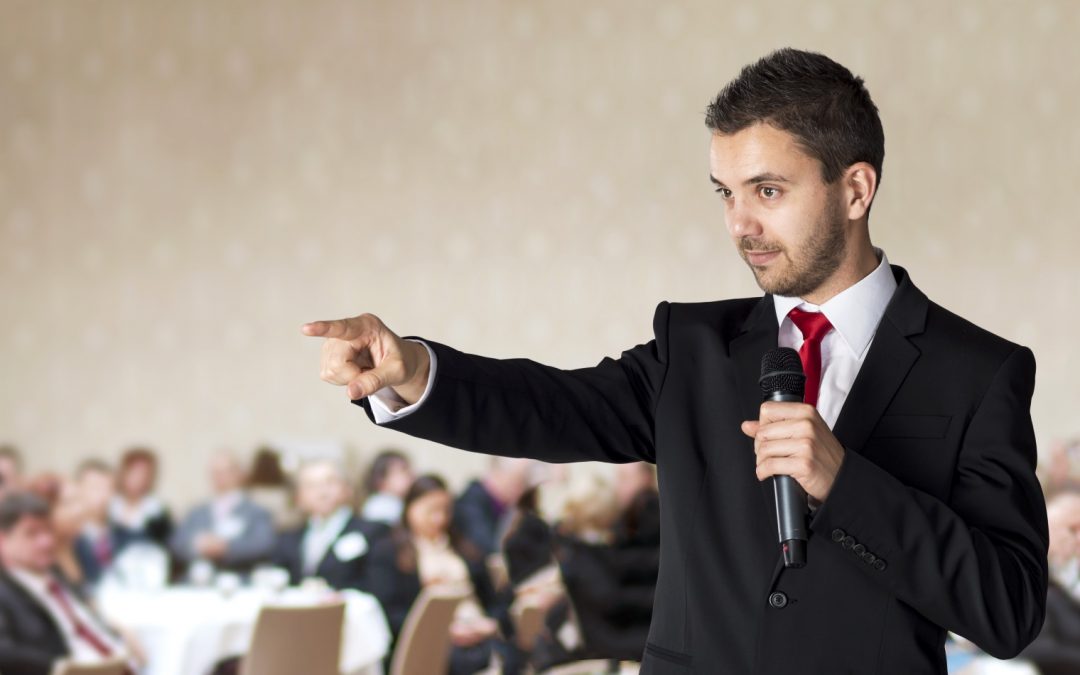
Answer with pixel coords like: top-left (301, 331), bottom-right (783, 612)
top-left (272, 515), bottom-right (387, 591)
top-left (0, 569), bottom-right (76, 675)
top-left (354, 265), bottom-right (1048, 674)
top-left (453, 480), bottom-right (503, 556)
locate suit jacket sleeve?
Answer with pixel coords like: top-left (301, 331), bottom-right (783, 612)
top-left (222, 504), bottom-right (276, 567)
top-left (0, 611), bottom-right (58, 675)
top-left (353, 302), bottom-right (672, 464)
top-left (810, 346), bottom-right (1048, 658)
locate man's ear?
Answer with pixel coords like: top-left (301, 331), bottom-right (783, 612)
top-left (843, 162), bottom-right (877, 221)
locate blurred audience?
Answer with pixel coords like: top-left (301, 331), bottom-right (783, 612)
top-left (366, 474), bottom-right (504, 675)
top-left (109, 447), bottom-right (172, 549)
top-left (272, 458), bottom-right (387, 590)
top-left (454, 457), bottom-right (535, 556)
top-left (0, 491), bottom-right (138, 675)
top-left (170, 451), bottom-right (275, 576)
top-left (360, 449), bottom-right (414, 526)
top-left (72, 460), bottom-right (120, 588)
top-left (246, 446), bottom-right (301, 531)
top-left (0, 446), bottom-right (23, 497)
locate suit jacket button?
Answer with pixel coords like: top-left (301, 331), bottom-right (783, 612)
top-left (831, 528), bottom-right (845, 542)
top-left (841, 536), bottom-right (856, 550)
top-left (863, 553), bottom-right (877, 565)
top-left (873, 559), bottom-right (887, 572)
top-left (852, 543), bottom-right (866, 556)
top-left (768, 592), bottom-right (788, 609)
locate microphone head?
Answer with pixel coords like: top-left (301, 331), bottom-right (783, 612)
top-left (759, 347), bottom-right (806, 400)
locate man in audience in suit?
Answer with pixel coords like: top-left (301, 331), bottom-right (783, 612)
top-left (170, 451), bottom-right (275, 576)
top-left (71, 460), bottom-right (120, 588)
top-left (453, 457), bottom-right (534, 556)
top-left (303, 48), bottom-right (1048, 672)
top-left (273, 458), bottom-right (387, 590)
top-left (0, 492), bottom-right (132, 675)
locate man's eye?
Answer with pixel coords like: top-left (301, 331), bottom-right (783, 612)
top-left (714, 187), bottom-right (732, 199)
top-left (760, 186), bottom-right (780, 199)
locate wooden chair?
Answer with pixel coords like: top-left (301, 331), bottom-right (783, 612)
top-left (49, 659), bottom-right (129, 675)
top-left (538, 659), bottom-right (619, 675)
top-left (511, 600), bottom-right (547, 651)
top-left (239, 601), bottom-right (346, 675)
top-left (389, 585), bottom-right (470, 675)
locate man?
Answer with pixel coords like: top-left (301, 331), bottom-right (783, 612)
top-left (454, 456), bottom-right (535, 556)
top-left (272, 458), bottom-right (387, 590)
top-left (0, 492), bottom-right (131, 675)
top-left (302, 49), bottom-right (1047, 673)
top-left (170, 450), bottom-right (275, 575)
top-left (71, 459), bottom-right (120, 587)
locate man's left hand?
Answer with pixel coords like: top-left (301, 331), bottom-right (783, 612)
top-left (741, 402), bottom-right (845, 502)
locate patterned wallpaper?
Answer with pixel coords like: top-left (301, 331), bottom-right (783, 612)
top-left (2, 0), bottom-right (1078, 506)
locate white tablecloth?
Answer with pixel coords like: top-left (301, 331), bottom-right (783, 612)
top-left (97, 587), bottom-right (390, 675)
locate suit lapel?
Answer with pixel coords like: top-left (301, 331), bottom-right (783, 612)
top-left (729, 295), bottom-right (780, 520)
top-left (831, 265), bottom-right (929, 454)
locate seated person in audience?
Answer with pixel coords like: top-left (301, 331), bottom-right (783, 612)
top-left (533, 473), bottom-right (656, 671)
top-left (247, 446), bottom-right (301, 531)
top-left (611, 463), bottom-right (661, 587)
top-left (272, 458), bottom-right (387, 590)
top-left (366, 474), bottom-right (504, 675)
top-left (1017, 490), bottom-right (1080, 674)
top-left (360, 449), bottom-right (414, 526)
top-left (0, 491), bottom-right (140, 675)
top-left (170, 450), bottom-right (275, 575)
top-left (27, 474), bottom-right (87, 588)
top-left (0, 445), bottom-right (24, 498)
top-left (109, 447), bottom-right (172, 549)
top-left (72, 460), bottom-right (121, 588)
top-left (454, 457), bottom-right (535, 556)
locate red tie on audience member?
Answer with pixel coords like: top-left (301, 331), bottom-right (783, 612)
top-left (45, 578), bottom-right (114, 657)
top-left (787, 307), bottom-right (835, 408)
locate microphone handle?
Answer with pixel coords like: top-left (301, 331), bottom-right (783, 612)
top-left (765, 391), bottom-right (808, 568)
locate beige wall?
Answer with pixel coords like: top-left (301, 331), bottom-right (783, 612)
top-left (2, 0), bottom-right (1078, 508)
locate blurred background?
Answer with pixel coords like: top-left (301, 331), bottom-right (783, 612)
top-left (2, 0), bottom-right (1079, 504)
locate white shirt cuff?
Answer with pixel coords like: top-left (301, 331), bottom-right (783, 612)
top-left (367, 339), bottom-right (437, 424)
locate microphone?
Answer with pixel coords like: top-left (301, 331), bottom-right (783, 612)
top-left (759, 348), bottom-right (809, 568)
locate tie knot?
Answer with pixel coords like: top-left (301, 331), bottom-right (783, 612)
top-left (788, 307), bottom-right (834, 343)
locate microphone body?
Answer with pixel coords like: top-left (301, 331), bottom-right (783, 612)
top-left (759, 348), bottom-right (809, 568)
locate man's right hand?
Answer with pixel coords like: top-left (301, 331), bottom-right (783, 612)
top-left (301, 313), bottom-right (431, 404)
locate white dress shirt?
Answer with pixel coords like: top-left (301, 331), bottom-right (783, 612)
top-left (8, 568), bottom-right (126, 663)
top-left (300, 506), bottom-right (352, 576)
top-left (370, 251), bottom-right (898, 431)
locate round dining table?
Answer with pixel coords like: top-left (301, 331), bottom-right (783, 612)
top-left (97, 585), bottom-right (391, 675)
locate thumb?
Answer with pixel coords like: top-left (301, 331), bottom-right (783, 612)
top-left (346, 367), bottom-right (391, 400)
top-left (741, 420), bottom-right (759, 438)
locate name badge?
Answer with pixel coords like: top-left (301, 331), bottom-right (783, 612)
top-left (333, 532), bottom-right (369, 562)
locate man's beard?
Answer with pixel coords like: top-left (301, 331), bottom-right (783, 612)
top-left (740, 205), bottom-right (847, 298)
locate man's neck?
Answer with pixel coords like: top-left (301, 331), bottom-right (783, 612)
top-left (801, 243), bottom-right (880, 306)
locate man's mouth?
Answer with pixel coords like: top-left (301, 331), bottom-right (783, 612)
top-left (744, 249), bottom-right (781, 266)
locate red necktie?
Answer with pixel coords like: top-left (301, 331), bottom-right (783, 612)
top-left (46, 578), bottom-right (114, 657)
top-left (787, 307), bottom-right (834, 408)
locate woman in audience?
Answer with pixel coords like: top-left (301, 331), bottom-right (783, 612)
top-left (246, 445), bottom-right (300, 530)
top-left (360, 450), bottom-right (414, 526)
top-left (109, 447), bottom-right (172, 549)
top-left (365, 474), bottom-right (503, 675)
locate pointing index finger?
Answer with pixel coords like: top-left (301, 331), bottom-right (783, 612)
top-left (301, 319), bottom-right (354, 339)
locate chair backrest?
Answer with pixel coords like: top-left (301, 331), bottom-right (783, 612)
top-left (511, 600), bottom-right (547, 651)
top-left (49, 659), bottom-right (129, 675)
top-left (240, 601), bottom-right (346, 675)
top-left (539, 659), bottom-right (619, 675)
top-left (389, 585), bottom-right (470, 675)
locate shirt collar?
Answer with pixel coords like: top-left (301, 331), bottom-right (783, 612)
top-left (772, 248), bottom-right (897, 358)
top-left (308, 506), bottom-right (352, 533)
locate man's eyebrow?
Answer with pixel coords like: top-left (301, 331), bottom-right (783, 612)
top-left (709, 173), bottom-right (790, 187)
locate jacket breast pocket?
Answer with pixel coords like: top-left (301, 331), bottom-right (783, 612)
top-left (642, 642), bottom-right (693, 673)
top-left (870, 414), bottom-right (952, 439)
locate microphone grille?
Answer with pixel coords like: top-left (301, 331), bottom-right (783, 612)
top-left (759, 347), bottom-right (806, 399)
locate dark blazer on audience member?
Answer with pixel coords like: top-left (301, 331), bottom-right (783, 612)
top-left (354, 265), bottom-right (1049, 674)
top-left (72, 526), bottom-right (123, 588)
top-left (0, 569), bottom-right (79, 675)
top-left (1017, 581), bottom-right (1080, 675)
top-left (169, 496), bottom-right (276, 574)
top-left (272, 515), bottom-right (388, 590)
top-left (452, 480), bottom-right (503, 556)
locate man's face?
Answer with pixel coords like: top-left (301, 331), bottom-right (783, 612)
top-left (297, 463), bottom-right (349, 519)
top-left (0, 515), bottom-right (58, 573)
top-left (209, 456), bottom-right (245, 495)
top-left (709, 123), bottom-right (849, 299)
top-left (77, 469), bottom-right (114, 517)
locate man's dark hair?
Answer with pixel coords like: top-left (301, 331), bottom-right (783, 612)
top-left (0, 491), bottom-right (50, 532)
top-left (0, 445), bottom-right (22, 469)
top-left (705, 48), bottom-right (885, 189)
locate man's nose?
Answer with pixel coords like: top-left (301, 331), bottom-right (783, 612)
top-left (727, 199), bottom-right (763, 238)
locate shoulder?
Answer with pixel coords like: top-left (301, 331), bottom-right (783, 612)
top-left (920, 300), bottom-right (1032, 375)
top-left (654, 297), bottom-right (763, 347)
